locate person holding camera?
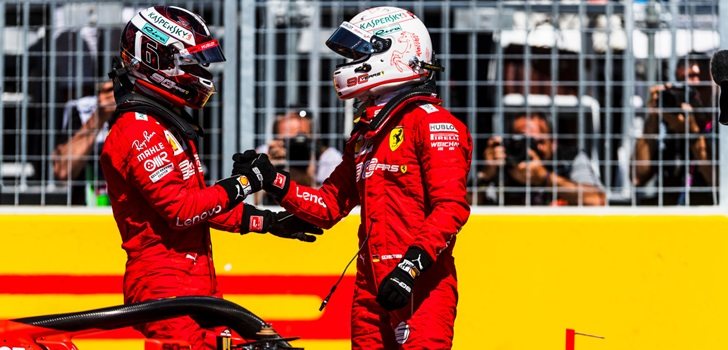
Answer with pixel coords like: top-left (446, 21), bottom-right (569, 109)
top-left (255, 109), bottom-right (342, 204)
top-left (633, 79), bottom-right (715, 205)
top-left (479, 113), bottom-right (605, 206)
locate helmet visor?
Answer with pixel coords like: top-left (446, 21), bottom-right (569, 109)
top-left (326, 21), bottom-right (373, 60)
top-left (175, 39), bottom-right (226, 66)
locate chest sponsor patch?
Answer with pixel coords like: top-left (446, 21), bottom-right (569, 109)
top-left (149, 163), bottom-right (174, 183)
top-left (428, 124), bottom-right (460, 151)
top-left (355, 157), bottom-right (405, 182)
top-left (131, 131), bottom-right (156, 152)
top-left (419, 103), bottom-right (439, 114)
top-left (429, 122), bottom-right (457, 133)
top-left (430, 140), bottom-right (459, 151)
top-left (142, 151), bottom-right (170, 172)
top-left (430, 132), bottom-right (459, 141)
top-left (389, 127), bottom-right (404, 151)
top-left (136, 142), bottom-right (165, 162)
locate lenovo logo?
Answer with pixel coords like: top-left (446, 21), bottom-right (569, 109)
top-left (175, 205), bottom-right (223, 227)
top-left (295, 187), bottom-right (327, 208)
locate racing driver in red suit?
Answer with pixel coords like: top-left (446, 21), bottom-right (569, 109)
top-left (237, 6), bottom-right (472, 349)
top-left (100, 6), bottom-right (321, 349)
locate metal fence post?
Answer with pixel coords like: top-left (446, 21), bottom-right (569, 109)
top-left (239, 0), bottom-right (255, 152)
top-left (222, 0), bottom-right (239, 167)
top-left (720, 0), bottom-right (728, 207)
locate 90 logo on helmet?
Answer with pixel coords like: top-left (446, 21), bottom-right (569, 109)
top-left (346, 71), bottom-right (385, 87)
top-left (346, 74), bottom-right (369, 87)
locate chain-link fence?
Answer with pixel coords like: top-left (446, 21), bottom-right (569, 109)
top-left (0, 0), bottom-right (723, 207)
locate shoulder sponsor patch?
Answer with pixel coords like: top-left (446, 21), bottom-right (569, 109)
top-left (419, 103), bottom-right (439, 114)
top-left (429, 122), bottom-right (457, 133)
top-left (149, 163), bottom-right (174, 183)
top-left (164, 130), bottom-right (185, 156)
top-left (135, 113), bottom-right (149, 121)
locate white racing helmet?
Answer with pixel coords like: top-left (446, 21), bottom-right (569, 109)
top-left (326, 6), bottom-right (440, 100)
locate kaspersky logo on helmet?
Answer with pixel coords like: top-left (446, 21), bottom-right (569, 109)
top-left (359, 13), bottom-right (408, 30)
top-left (142, 8), bottom-right (195, 45)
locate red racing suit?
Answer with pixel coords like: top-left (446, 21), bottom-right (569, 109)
top-left (100, 110), bottom-right (242, 349)
top-left (279, 95), bottom-right (472, 349)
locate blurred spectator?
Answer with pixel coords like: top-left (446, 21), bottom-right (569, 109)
top-left (479, 113), bottom-right (605, 206)
top-left (255, 107), bottom-right (342, 204)
top-left (633, 58), bottom-right (716, 205)
top-left (52, 80), bottom-right (115, 205)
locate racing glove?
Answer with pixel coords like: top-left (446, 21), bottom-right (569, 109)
top-left (216, 151), bottom-right (265, 209)
top-left (241, 204), bottom-right (323, 242)
top-left (215, 174), bottom-right (259, 209)
top-left (232, 151), bottom-right (290, 200)
top-left (376, 246), bottom-right (433, 311)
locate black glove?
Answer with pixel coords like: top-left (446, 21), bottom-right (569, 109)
top-left (215, 175), bottom-right (257, 209)
top-left (241, 204), bottom-right (323, 242)
top-left (232, 151), bottom-right (290, 200)
top-left (376, 246), bottom-right (433, 311)
top-left (216, 150), bottom-right (266, 209)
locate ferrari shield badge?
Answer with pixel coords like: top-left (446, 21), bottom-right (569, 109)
top-left (389, 127), bottom-right (404, 151)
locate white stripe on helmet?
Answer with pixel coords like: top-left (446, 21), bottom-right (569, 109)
top-left (140, 7), bottom-right (195, 45)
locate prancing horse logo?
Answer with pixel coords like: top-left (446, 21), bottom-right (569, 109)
top-left (390, 127), bottom-right (404, 151)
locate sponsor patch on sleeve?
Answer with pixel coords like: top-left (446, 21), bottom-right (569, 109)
top-left (249, 215), bottom-right (264, 232)
top-left (273, 173), bottom-right (287, 189)
top-left (419, 103), bottom-right (439, 114)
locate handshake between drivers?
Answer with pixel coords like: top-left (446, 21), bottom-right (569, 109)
top-left (217, 150), bottom-right (322, 243)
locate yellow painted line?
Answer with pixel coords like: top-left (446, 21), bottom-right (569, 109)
top-left (0, 215), bottom-right (124, 274)
top-left (72, 339), bottom-right (349, 350)
top-left (73, 339), bottom-right (145, 350)
top-left (0, 294), bottom-right (123, 319)
top-left (0, 294), bottom-right (322, 321)
top-left (0, 214), bottom-right (362, 275)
